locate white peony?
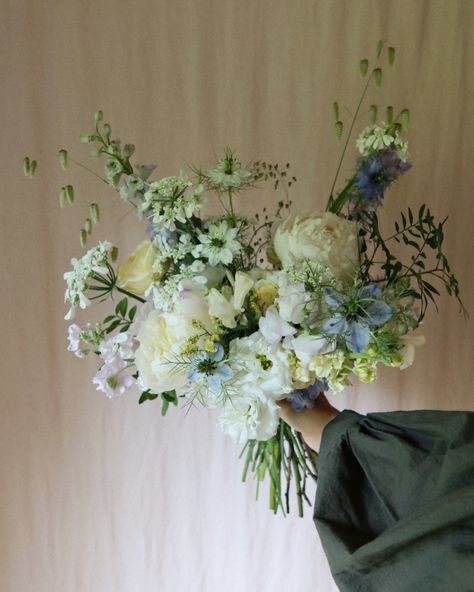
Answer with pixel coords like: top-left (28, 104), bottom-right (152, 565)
top-left (218, 395), bottom-right (280, 445)
top-left (272, 212), bottom-right (359, 284)
top-left (135, 292), bottom-right (214, 394)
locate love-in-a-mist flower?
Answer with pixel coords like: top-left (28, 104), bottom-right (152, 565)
top-left (206, 150), bottom-right (252, 190)
top-left (356, 151), bottom-right (411, 203)
top-left (193, 220), bottom-right (241, 266)
top-left (287, 379), bottom-right (328, 411)
top-left (322, 284), bottom-right (393, 353)
top-left (188, 344), bottom-right (233, 393)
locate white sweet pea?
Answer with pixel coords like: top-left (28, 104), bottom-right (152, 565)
top-left (259, 306), bottom-right (296, 345)
top-left (207, 271), bottom-right (254, 329)
top-left (277, 282), bottom-right (308, 324)
top-left (291, 334), bottom-right (335, 368)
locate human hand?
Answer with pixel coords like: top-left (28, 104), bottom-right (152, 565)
top-left (277, 395), bottom-right (339, 453)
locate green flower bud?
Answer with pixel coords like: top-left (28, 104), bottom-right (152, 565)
top-left (79, 229), bottom-right (87, 248)
top-left (110, 246), bottom-right (119, 262)
top-left (401, 108), bottom-right (410, 130)
top-left (94, 110), bottom-right (103, 122)
top-left (386, 105), bottom-right (394, 124)
top-left (359, 59), bottom-right (369, 78)
top-left (65, 185), bottom-right (74, 205)
top-left (395, 321), bottom-right (408, 336)
top-left (123, 143), bottom-right (135, 158)
top-left (80, 134), bottom-right (96, 143)
top-left (369, 104), bottom-right (378, 124)
top-left (388, 46), bottom-right (395, 66)
top-left (373, 68), bottom-right (382, 88)
top-left (102, 124), bottom-right (111, 140)
top-left (333, 101), bottom-right (339, 121)
top-left (23, 156), bottom-right (31, 177)
top-left (90, 203), bottom-right (100, 224)
top-left (59, 149), bottom-right (68, 170)
top-left (84, 218), bottom-right (92, 235)
top-left (335, 120), bottom-right (343, 139)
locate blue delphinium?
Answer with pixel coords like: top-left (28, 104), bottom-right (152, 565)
top-left (322, 284), bottom-right (393, 353)
top-left (287, 379), bottom-right (328, 411)
top-left (188, 344), bottom-right (233, 392)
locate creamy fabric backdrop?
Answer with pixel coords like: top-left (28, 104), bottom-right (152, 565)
top-left (1, 1), bottom-right (473, 591)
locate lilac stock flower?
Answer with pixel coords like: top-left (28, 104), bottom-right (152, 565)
top-left (188, 344), bottom-right (233, 392)
top-left (287, 379), bottom-right (328, 411)
top-left (322, 284), bottom-right (393, 353)
top-left (356, 150), bottom-right (411, 205)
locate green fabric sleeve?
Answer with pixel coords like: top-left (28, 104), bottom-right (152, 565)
top-left (313, 409), bottom-right (474, 592)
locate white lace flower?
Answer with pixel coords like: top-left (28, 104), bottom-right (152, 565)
top-left (63, 242), bottom-right (113, 319)
top-left (193, 221), bottom-right (241, 266)
top-left (356, 123), bottom-right (408, 160)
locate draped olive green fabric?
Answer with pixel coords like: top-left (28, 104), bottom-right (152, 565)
top-left (314, 410), bottom-right (474, 592)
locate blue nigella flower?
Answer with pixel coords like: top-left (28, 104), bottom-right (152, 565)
top-left (356, 151), bottom-right (412, 204)
top-left (188, 344), bottom-right (233, 392)
top-left (322, 284), bottom-right (393, 353)
top-left (287, 379), bottom-right (328, 412)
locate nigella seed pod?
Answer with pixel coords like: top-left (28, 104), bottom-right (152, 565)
top-left (333, 101), bottom-right (339, 121)
top-left (335, 121), bottom-right (343, 139)
top-left (59, 149), bottom-right (68, 170)
top-left (23, 156), bottom-right (31, 177)
top-left (401, 108), bottom-right (410, 130)
top-left (386, 106), bottom-right (394, 124)
top-left (90, 203), bottom-right (100, 224)
top-left (84, 218), bottom-right (92, 235)
top-left (373, 68), bottom-right (382, 88)
top-left (369, 105), bottom-right (378, 124)
top-left (79, 229), bottom-right (87, 248)
top-left (388, 46), bottom-right (395, 66)
top-left (359, 59), bottom-right (368, 78)
top-left (110, 246), bottom-right (119, 262)
top-left (65, 185), bottom-right (74, 205)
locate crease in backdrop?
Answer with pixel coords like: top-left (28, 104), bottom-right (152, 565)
top-left (1, 1), bottom-right (473, 591)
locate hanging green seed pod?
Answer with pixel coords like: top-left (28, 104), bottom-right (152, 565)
top-left (373, 68), bottom-right (382, 88)
top-left (29, 160), bottom-right (37, 176)
top-left (79, 229), bottom-right (87, 248)
top-left (332, 102), bottom-right (339, 121)
top-left (65, 185), bottom-right (74, 205)
top-left (359, 59), bottom-right (369, 78)
top-left (59, 188), bottom-right (67, 208)
top-left (23, 157), bottom-right (31, 177)
top-left (369, 105), bottom-right (378, 124)
top-left (59, 149), bottom-right (68, 170)
top-left (388, 46), bottom-right (395, 66)
top-left (335, 121), bottom-right (343, 139)
top-left (386, 106), bottom-right (394, 124)
top-left (401, 108), bottom-right (410, 130)
top-left (84, 218), bottom-right (92, 235)
top-left (110, 246), bottom-right (119, 262)
top-left (89, 203), bottom-right (100, 224)
top-left (376, 40), bottom-right (384, 58)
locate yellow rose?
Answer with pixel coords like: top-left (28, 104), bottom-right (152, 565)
top-left (117, 240), bottom-right (158, 296)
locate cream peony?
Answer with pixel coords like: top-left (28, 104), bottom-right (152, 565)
top-left (273, 212), bottom-right (359, 283)
top-left (135, 292), bottom-right (214, 394)
top-left (117, 240), bottom-right (159, 296)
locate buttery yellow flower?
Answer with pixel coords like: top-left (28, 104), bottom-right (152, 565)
top-left (117, 240), bottom-right (158, 296)
top-left (353, 358), bottom-right (378, 383)
top-left (253, 279), bottom-right (279, 313)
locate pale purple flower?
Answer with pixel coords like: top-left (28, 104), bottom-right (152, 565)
top-left (92, 357), bottom-right (136, 398)
top-left (67, 324), bottom-right (83, 357)
top-left (188, 344), bottom-right (233, 392)
top-left (99, 332), bottom-right (138, 363)
top-left (259, 306), bottom-right (297, 345)
top-left (287, 379), bottom-right (328, 411)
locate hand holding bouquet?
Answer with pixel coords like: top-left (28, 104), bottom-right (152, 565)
top-left (25, 42), bottom-right (465, 516)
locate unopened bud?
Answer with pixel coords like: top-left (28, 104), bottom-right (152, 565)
top-left (401, 108), bottom-right (410, 131)
top-left (123, 143), bottom-right (135, 158)
top-left (369, 104), bottom-right (378, 124)
top-left (94, 110), bottom-right (103, 123)
top-left (102, 124), bottom-right (111, 139)
top-left (84, 218), bottom-right (92, 235)
top-left (333, 101), bottom-right (339, 121)
top-left (80, 134), bottom-right (95, 143)
top-left (359, 59), bottom-right (368, 78)
top-left (388, 46), bottom-right (395, 66)
top-left (334, 120), bottom-right (343, 139)
top-left (59, 188), bottom-right (67, 208)
top-left (373, 68), bottom-right (382, 88)
top-left (110, 246), bottom-right (119, 262)
top-left (23, 156), bottom-right (31, 177)
top-left (65, 185), bottom-right (74, 205)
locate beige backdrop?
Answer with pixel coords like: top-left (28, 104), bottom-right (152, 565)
top-left (1, 1), bottom-right (473, 591)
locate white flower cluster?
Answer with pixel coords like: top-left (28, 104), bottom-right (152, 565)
top-left (92, 332), bottom-right (137, 398)
top-left (63, 241), bottom-right (112, 320)
top-left (356, 123), bottom-right (408, 159)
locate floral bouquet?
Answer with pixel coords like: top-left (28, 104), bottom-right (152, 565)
top-left (24, 42), bottom-right (464, 516)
